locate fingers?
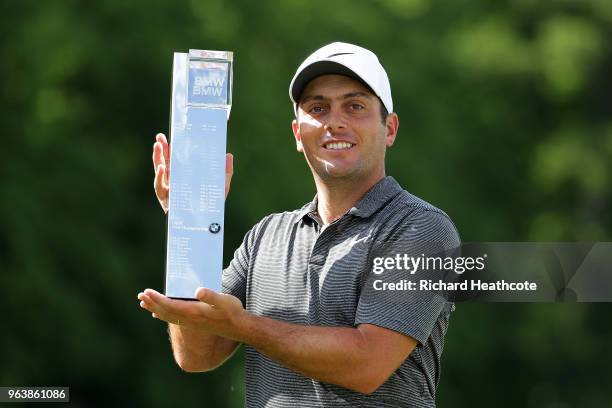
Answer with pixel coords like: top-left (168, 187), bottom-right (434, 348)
top-left (154, 162), bottom-right (168, 195)
top-left (225, 152), bottom-right (234, 176)
top-left (152, 138), bottom-right (166, 171)
top-left (225, 153), bottom-right (234, 199)
top-left (142, 288), bottom-right (164, 302)
top-left (196, 287), bottom-right (223, 306)
top-left (143, 289), bottom-right (189, 313)
top-left (153, 133), bottom-right (170, 176)
top-left (138, 289), bottom-right (164, 313)
top-left (154, 166), bottom-right (169, 213)
top-left (138, 289), bottom-right (218, 328)
top-left (156, 133), bottom-right (170, 163)
top-left (138, 291), bottom-right (160, 317)
top-left (138, 289), bottom-right (193, 323)
top-left (153, 133), bottom-right (170, 212)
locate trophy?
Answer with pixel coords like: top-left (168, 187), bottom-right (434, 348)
top-left (165, 49), bottom-right (233, 299)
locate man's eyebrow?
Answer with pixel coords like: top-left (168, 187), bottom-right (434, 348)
top-left (342, 91), bottom-right (373, 99)
top-left (300, 91), bottom-right (373, 104)
top-left (300, 95), bottom-right (326, 104)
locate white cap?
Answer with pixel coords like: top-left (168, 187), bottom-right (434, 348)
top-left (289, 42), bottom-right (393, 114)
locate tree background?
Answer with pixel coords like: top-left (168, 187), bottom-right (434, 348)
top-left (1, 0), bottom-right (611, 406)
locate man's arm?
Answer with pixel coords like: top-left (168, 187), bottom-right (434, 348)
top-left (139, 290), bottom-right (239, 372)
top-left (238, 314), bottom-right (417, 394)
top-left (168, 317), bottom-right (239, 372)
top-left (139, 287), bottom-right (416, 394)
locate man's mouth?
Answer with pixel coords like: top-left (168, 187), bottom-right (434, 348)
top-left (323, 141), bottom-right (355, 150)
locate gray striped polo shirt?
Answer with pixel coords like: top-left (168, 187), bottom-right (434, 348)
top-left (222, 176), bottom-right (461, 408)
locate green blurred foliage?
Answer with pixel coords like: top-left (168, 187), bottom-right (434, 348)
top-left (1, 0), bottom-right (611, 406)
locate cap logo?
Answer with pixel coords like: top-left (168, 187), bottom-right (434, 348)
top-left (326, 52), bottom-right (353, 58)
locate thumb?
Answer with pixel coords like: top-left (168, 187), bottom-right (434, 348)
top-left (225, 153), bottom-right (234, 199)
top-left (195, 287), bottom-right (223, 306)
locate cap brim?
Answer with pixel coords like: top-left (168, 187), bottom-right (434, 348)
top-left (290, 60), bottom-right (373, 104)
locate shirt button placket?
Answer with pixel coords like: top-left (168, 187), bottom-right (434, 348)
top-left (307, 223), bottom-right (337, 322)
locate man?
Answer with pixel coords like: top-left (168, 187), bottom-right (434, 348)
top-left (139, 42), bottom-right (460, 407)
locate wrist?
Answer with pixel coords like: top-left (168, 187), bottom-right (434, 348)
top-left (231, 308), bottom-right (255, 344)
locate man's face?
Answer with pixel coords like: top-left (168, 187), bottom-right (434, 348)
top-left (292, 74), bottom-right (398, 184)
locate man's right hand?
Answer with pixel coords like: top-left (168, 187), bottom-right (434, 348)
top-left (152, 133), bottom-right (234, 213)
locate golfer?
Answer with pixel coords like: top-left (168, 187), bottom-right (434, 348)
top-left (139, 42), bottom-right (460, 407)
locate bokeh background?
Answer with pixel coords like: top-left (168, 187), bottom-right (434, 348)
top-left (2, 0), bottom-right (612, 406)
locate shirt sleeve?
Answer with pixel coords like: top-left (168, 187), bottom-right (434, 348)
top-left (221, 223), bottom-right (259, 305)
top-left (355, 208), bottom-right (461, 345)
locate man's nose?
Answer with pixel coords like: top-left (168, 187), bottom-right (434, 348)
top-left (323, 106), bottom-right (347, 132)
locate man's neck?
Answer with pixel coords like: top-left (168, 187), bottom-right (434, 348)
top-left (313, 172), bottom-right (385, 225)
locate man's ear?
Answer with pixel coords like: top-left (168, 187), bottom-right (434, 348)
top-left (385, 112), bottom-right (399, 147)
top-left (292, 119), bottom-right (304, 152)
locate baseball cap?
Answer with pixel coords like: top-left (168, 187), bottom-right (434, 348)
top-left (289, 42), bottom-right (393, 114)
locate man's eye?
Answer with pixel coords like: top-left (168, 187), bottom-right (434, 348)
top-left (309, 106), bottom-right (325, 114)
top-left (350, 104), bottom-right (364, 111)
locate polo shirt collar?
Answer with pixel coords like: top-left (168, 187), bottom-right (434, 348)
top-left (296, 197), bottom-right (318, 223)
top-left (295, 176), bottom-right (403, 223)
top-left (348, 176), bottom-right (403, 217)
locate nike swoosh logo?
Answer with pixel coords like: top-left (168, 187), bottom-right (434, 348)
top-left (327, 52), bottom-right (354, 58)
top-left (348, 234), bottom-right (371, 248)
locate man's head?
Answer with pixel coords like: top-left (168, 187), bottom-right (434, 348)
top-left (289, 42), bottom-right (399, 184)
top-left (290, 42), bottom-right (393, 115)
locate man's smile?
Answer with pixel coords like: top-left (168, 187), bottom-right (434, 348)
top-left (322, 140), bottom-right (356, 150)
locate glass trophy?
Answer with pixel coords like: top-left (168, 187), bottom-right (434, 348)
top-left (165, 49), bottom-right (233, 299)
